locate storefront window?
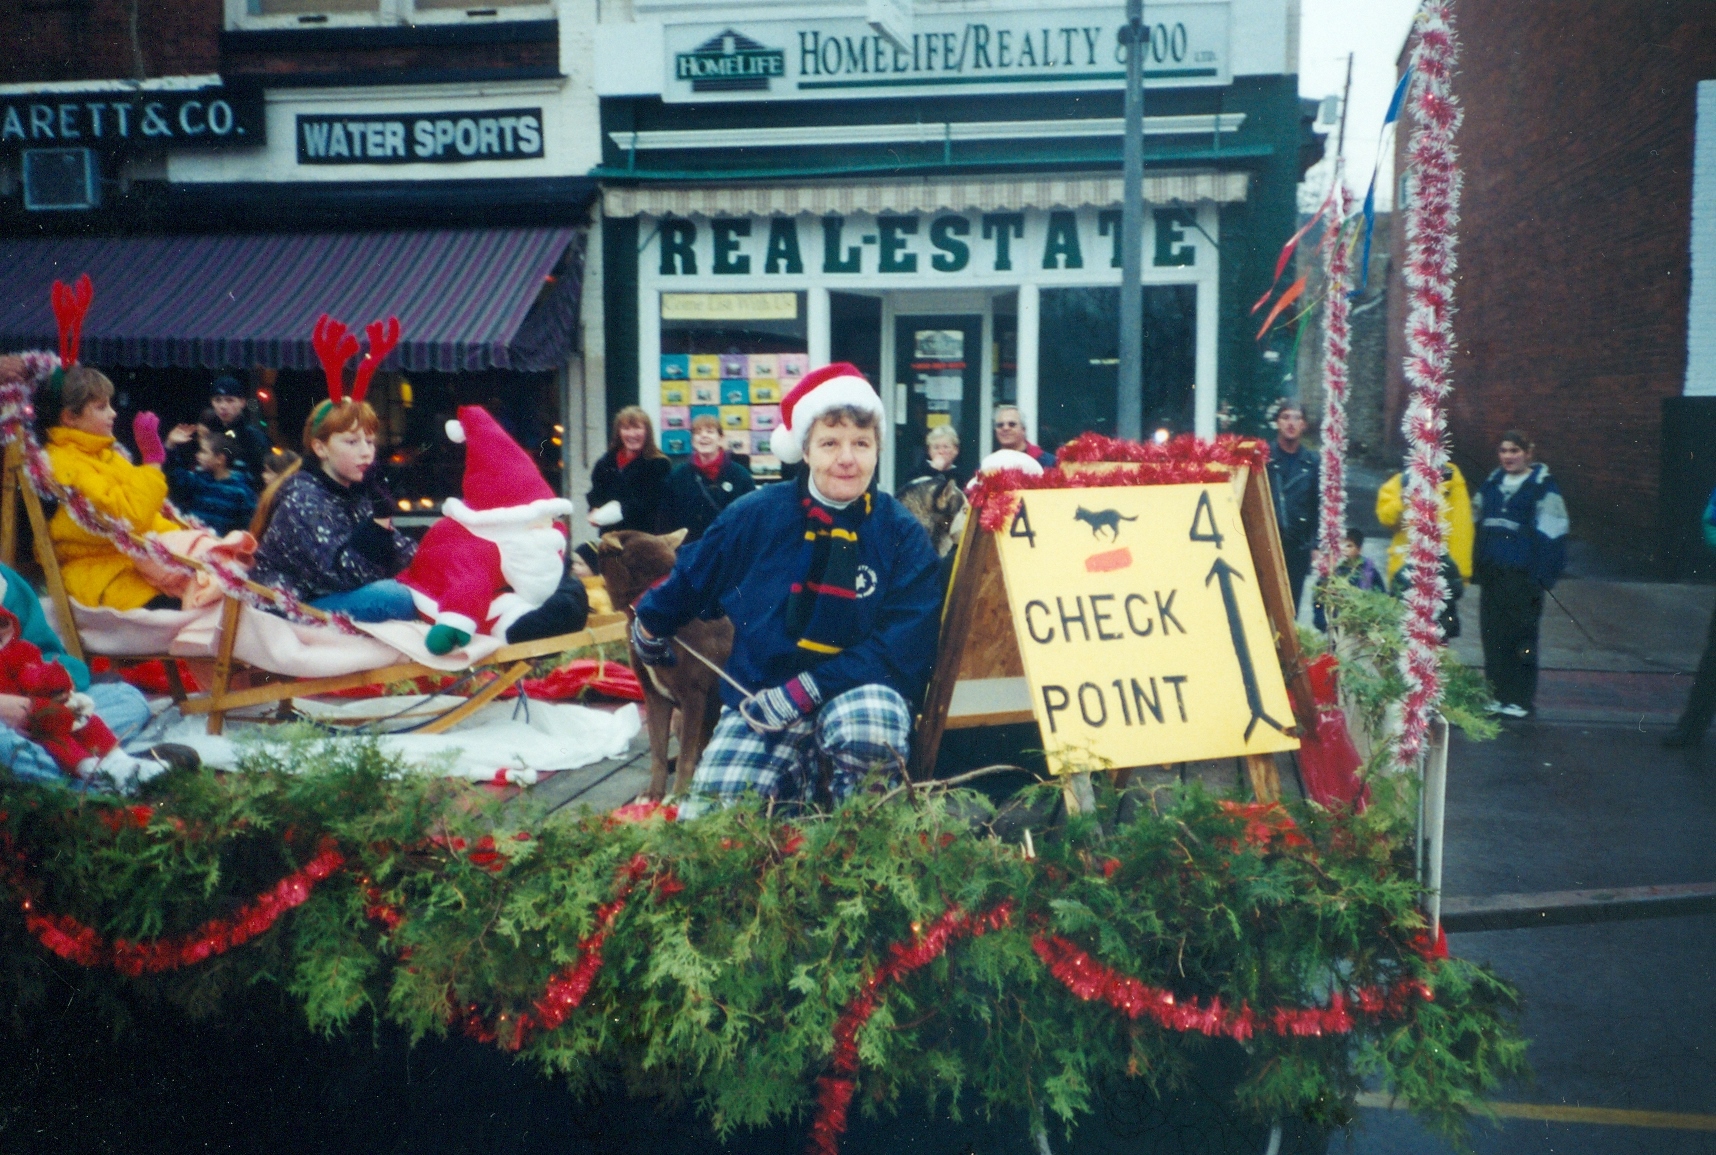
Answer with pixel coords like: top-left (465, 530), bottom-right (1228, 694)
top-left (658, 291), bottom-right (807, 479)
top-left (1037, 285), bottom-right (1197, 451)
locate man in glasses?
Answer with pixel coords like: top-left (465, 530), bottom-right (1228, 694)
top-left (990, 405), bottom-right (1056, 469)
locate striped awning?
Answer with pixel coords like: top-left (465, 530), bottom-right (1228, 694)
top-left (0, 226), bottom-right (583, 373)
top-left (602, 170), bottom-right (1249, 218)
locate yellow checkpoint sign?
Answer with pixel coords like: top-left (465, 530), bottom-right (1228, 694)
top-left (992, 484), bottom-right (1299, 775)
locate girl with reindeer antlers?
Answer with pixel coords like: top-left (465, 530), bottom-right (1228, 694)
top-left (250, 315), bottom-right (420, 622)
top-left (38, 275), bottom-right (193, 612)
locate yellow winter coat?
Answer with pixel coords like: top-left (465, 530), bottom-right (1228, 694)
top-left (44, 426), bottom-right (182, 610)
top-left (1375, 463), bottom-right (1474, 582)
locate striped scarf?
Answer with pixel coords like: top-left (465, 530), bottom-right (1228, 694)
top-left (785, 480), bottom-right (873, 657)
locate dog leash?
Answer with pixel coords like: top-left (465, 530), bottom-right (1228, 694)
top-left (668, 636), bottom-right (793, 734)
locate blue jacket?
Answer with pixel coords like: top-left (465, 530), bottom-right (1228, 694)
top-left (635, 480), bottom-right (942, 710)
top-left (167, 465), bottom-right (258, 537)
top-left (1474, 464), bottom-right (1568, 590)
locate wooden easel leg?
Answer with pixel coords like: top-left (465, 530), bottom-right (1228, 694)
top-left (1245, 753), bottom-right (1281, 803)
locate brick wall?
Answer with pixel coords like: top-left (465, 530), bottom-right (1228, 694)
top-left (1384, 0), bottom-right (1716, 566)
top-left (0, 1), bottom-right (220, 83)
top-left (221, 39), bottom-right (558, 79)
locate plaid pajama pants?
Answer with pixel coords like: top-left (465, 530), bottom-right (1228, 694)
top-left (675, 684), bottom-right (911, 820)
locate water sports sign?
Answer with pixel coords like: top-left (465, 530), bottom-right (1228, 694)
top-left (993, 484), bottom-right (1299, 774)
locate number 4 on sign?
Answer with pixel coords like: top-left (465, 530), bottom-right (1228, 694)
top-left (1009, 501), bottom-right (1036, 548)
top-left (1189, 489), bottom-right (1224, 549)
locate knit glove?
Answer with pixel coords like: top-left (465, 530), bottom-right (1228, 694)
top-left (744, 674), bottom-right (821, 731)
top-left (133, 412), bottom-right (166, 465)
top-left (630, 616), bottom-right (675, 666)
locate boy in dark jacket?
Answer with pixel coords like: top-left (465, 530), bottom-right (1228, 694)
top-left (166, 433), bottom-right (257, 536)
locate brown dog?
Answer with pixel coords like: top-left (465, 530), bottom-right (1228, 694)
top-left (597, 529), bottom-right (734, 801)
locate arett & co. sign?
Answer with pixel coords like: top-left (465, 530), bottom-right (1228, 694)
top-left (661, 3), bottom-right (1229, 102)
top-left (0, 85), bottom-right (264, 152)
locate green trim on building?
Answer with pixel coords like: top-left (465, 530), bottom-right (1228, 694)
top-left (602, 215), bottom-right (640, 416)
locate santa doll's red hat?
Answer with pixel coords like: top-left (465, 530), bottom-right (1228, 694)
top-left (443, 406), bottom-right (574, 526)
top-left (768, 362), bottom-right (885, 465)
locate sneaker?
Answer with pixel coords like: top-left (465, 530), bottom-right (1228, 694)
top-left (1493, 703), bottom-right (1530, 719)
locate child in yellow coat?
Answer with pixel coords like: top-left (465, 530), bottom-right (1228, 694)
top-left (43, 367), bottom-right (184, 610)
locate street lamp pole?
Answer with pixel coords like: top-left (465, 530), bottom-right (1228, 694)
top-left (1117, 0), bottom-right (1146, 442)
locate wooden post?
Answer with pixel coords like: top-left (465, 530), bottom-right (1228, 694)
top-left (1245, 753), bottom-right (1281, 803)
top-left (910, 515), bottom-right (990, 778)
top-left (206, 597), bottom-right (243, 735)
top-left (1, 441), bottom-right (18, 569)
top-left (18, 464), bottom-right (81, 663)
top-left (1236, 465), bottom-right (1317, 733)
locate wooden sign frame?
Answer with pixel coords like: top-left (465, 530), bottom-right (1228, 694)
top-left (911, 462), bottom-right (1316, 808)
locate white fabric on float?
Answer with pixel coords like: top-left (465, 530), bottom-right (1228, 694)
top-left (152, 701), bottom-right (642, 784)
top-left (52, 600), bottom-right (506, 676)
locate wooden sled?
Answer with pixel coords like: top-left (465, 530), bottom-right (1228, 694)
top-left (1, 440), bottom-right (627, 736)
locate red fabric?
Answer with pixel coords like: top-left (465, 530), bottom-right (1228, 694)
top-left (116, 659), bottom-right (202, 695)
top-left (777, 361), bottom-right (864, 433)
top-left (400, 518), bottom-right (505, 630)
top-left (451, 405), bottom-right (557, 512)
top-left (614, 449), bottom-right (637, 471)
top-left (19, 661), bottom-right (72, 697)
top-left (692, 449), bottom-right (727, 482)
top-left (1296, 654), bottom-right (1367, 811)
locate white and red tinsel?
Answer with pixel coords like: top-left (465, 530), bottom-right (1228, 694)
top-left (1394, 1), bottom-right (1462, 769)
top-left (1315, 176), bottom-right (1356, 580)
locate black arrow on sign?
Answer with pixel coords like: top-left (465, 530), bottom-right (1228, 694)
top-left (1205, 557), bottom-right (1290, 742)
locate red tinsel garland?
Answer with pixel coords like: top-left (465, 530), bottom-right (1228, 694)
top-left (968, 434), bottom-right (1271, 532)
top-left (807, 900), bottom-right (1016, 1155)
top-left (1394, 1), bottom-right (1462, 769)
top-left (20, 838), bottom-right (344, 976)
top-left (1032, 930), bottom-right (1438, 1042)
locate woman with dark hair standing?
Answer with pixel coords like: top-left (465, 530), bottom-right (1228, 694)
top-left (1473, 430), bottom-right (1568, 717)
top-left (578, 406), bottom-right (671, 567)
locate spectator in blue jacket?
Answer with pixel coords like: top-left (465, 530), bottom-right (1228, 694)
top-left (1473, 431), bottom-right (1568, 717)
top-left (1664, 487), bottom-right (1716, 747)
top-left (632, 363), bottom-right (941, 819)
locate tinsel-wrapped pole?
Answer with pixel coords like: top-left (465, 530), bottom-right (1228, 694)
top-left (1395, 1), bottom-right (1462, 769)
top-left (1315, 174), bottom-right (1355, 580)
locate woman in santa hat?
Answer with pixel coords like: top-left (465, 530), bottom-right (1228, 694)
top-left (631, 364), bottom-right (942, 819)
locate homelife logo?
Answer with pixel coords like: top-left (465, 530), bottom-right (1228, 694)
top-left (675, 29), bottom-right (785, 93)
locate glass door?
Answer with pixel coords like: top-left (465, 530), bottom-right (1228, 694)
top-left (894, 314), bottom-right (983, 489)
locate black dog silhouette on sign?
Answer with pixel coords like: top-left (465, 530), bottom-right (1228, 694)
top-left (1073, 506), bottom-right (1139, 541)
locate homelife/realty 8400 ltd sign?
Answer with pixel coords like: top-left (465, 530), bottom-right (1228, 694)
top-left (994, 484), bottom-right (1299, 775)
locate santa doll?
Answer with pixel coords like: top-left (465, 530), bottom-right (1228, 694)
top-left (0, 606), bottom-right (124, 779)
top-left (401, 406), bottom-right (585, 655)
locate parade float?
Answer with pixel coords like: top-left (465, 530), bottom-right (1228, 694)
top-left (0, 4), bottom-right (1525, 1151)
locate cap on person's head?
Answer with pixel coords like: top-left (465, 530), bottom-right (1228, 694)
top-left (209, 375), bottom-right (247, 398)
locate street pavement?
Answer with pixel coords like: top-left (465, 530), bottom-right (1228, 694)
top-left (1344, 574), bottom-right (1716, 1154)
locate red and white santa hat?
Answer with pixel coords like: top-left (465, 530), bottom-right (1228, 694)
top-left (768, 362), bottom-right (885, 465)
top-left (443, 405), bottom-right (574, 526)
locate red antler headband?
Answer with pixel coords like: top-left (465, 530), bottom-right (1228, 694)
top-left (51, 274), bottom-right (94, 367)
top-left (312, 314), bottom-right (361, 403)
top-left (350, 316), bottom-right (400, 405)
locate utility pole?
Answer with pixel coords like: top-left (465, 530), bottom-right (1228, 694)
top-left (1336, 52), bottom-right (1353, 160)
top-left (1117, 0), bottom-right (1146, 442)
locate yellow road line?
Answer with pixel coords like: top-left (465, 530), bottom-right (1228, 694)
top-left (1355, 1092), bottom-right (1716, 1132)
